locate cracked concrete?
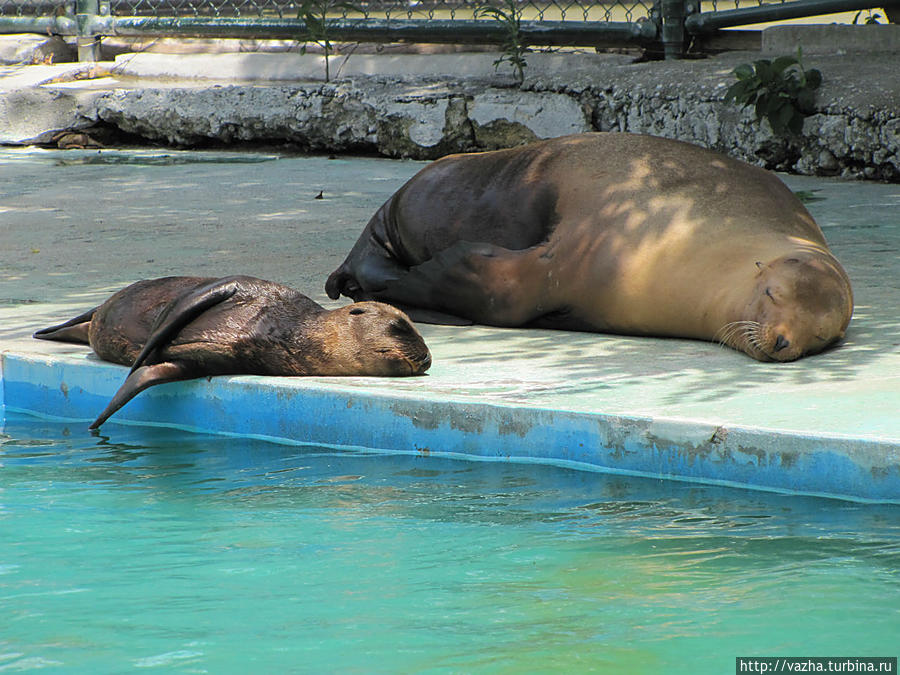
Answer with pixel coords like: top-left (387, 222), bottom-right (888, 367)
top-left (2, 29), bottom-right (898, 180)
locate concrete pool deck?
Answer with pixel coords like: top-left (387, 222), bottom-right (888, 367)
top-left (1, 147), bottom-right (899, 503)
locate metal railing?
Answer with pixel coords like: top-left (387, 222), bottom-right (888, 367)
top-left (0, 0), bottom-right (892, 60)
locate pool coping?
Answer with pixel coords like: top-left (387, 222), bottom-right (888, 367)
top-left (3, 349), bottom-right (898, 504)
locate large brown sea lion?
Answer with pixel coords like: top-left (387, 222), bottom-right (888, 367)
top-left (326, 132), bottom-right (853, 362)
top-left (34, 275), bottom-right (431, 428)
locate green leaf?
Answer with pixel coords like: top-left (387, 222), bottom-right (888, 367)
top-left (775, 101), bottom-right (795, 129)
top-left (755, 95), bottom-right (768, 121)
top-left (805, 68), bottom-right (822, 90)
top-left (754, 60), bottom-right (774, 83)
top-left (795, 88), bottom-right (815, 113)
top-left (777, 79), bottom-right (799, 98)
top-left (771, 55), bottom-right (798, 74)
top-left (733, 63), bottom-right (754, 80)
top-left (724, 80), bottom-right (751, 103)
top-left (765, 105), bottom-right (791, 135)
top-left (766, 95), bottom-right (786, 117)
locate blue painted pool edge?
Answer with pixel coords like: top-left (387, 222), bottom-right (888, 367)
top-left (3, 350), bottom-right (899, 503)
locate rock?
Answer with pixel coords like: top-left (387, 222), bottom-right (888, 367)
top-left (2, 50), bottom-right (896, 181)
top-left (0, 88), bottom-right (99, 145)
top-left (0, 35), bottom-right (75, 66)
top-left (468, 90), bottom-right (590, 148)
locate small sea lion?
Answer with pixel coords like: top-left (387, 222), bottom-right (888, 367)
top-left (34, 275), bottom-right (431, 428)
top-left (326, 132), bottom-right (853, 362)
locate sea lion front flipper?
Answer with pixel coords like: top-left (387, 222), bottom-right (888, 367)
top-left (378, 241), bottom-right (546, 327)
top-left (32, 308), bottom-right (98, 344)
top-left (130, 277), bottom-right (243, 373)
top-left (90, 361), bottom-right (190, 429)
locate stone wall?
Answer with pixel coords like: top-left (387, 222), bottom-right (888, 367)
top-left (3, 47), bottom-right (898, 181)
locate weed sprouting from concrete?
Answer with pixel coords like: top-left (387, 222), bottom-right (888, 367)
top-left (475, 0), bottom-right (530, 85)
top-left (298, 0), bottom-right (360, 82)
top-left (724, 48), bottom-right (822, 137)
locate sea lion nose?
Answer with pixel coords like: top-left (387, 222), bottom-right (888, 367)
top-left (773, 334), bottom-right (790, 352)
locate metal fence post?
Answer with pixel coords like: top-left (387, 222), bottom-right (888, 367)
top-left (660, 0), bottom-right (688, 59)
top-left (76, 0), bottom-right (105, 61)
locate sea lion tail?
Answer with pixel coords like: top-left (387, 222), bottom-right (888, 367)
top-left (32, 307), bottom-right (98, 344)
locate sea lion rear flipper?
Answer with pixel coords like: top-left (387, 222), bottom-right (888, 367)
top-left (90, 361), bottom-right (190, 429)
top-left (32, 308), bottom-right (98, 344)
top-left (130, 277), bottom-right (242, 373)
top-left (379, 241), bottom-right (544, 327)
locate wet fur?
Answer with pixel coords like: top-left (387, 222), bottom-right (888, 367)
top-left (34, 276), bottom-right (431, 428)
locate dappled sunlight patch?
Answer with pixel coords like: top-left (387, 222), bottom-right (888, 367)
top-left (256, 210), bottom-right (310, 220)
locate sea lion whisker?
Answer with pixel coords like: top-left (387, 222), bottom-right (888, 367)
top-left (743, 325), bottom-right (766, 353)
top-left (715, 321), bottom-right (759, 348)
top-left (716, 325), bottom-right (742, 347)
top-left (740, 324), bottom-right (762, 340)
top-left (715, 324), bottom-right (745, 348)
top-left (713, 321), bottom-right (744, 341)
top-left (716, 320), bottom-right (768, 359)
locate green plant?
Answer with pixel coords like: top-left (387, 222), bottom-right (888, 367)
top-left (475, 0), bottom-right (529, 84)
top-left (852, 9), bottom-right (882, 24)
top-left (724, 48), bottom-right (822, 136)
top-left (298, 0), bottom-right (357, 81)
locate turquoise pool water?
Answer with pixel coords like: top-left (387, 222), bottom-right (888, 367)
top-left (1, 410), bottom-right (898, 674)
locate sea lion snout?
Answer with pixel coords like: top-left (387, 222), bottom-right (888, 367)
top-left (772, 334), bottom-right (790, 353)
top-left (736, 252), bottom-right (853, 362)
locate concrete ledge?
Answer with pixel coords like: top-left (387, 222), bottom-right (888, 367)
top-left (110, 51), bottom-right (511, 81)
top-left (763, 23), bottom-right (900, 55)
top-left (2, 47), bottom-right (897, 180)
top-left (3, 350), bottom-right (899, 503)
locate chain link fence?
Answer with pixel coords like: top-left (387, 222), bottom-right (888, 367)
top-left (0, 0), bottom-right (892, 60)
top-left (2, 0), bottom-right (796, 22)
